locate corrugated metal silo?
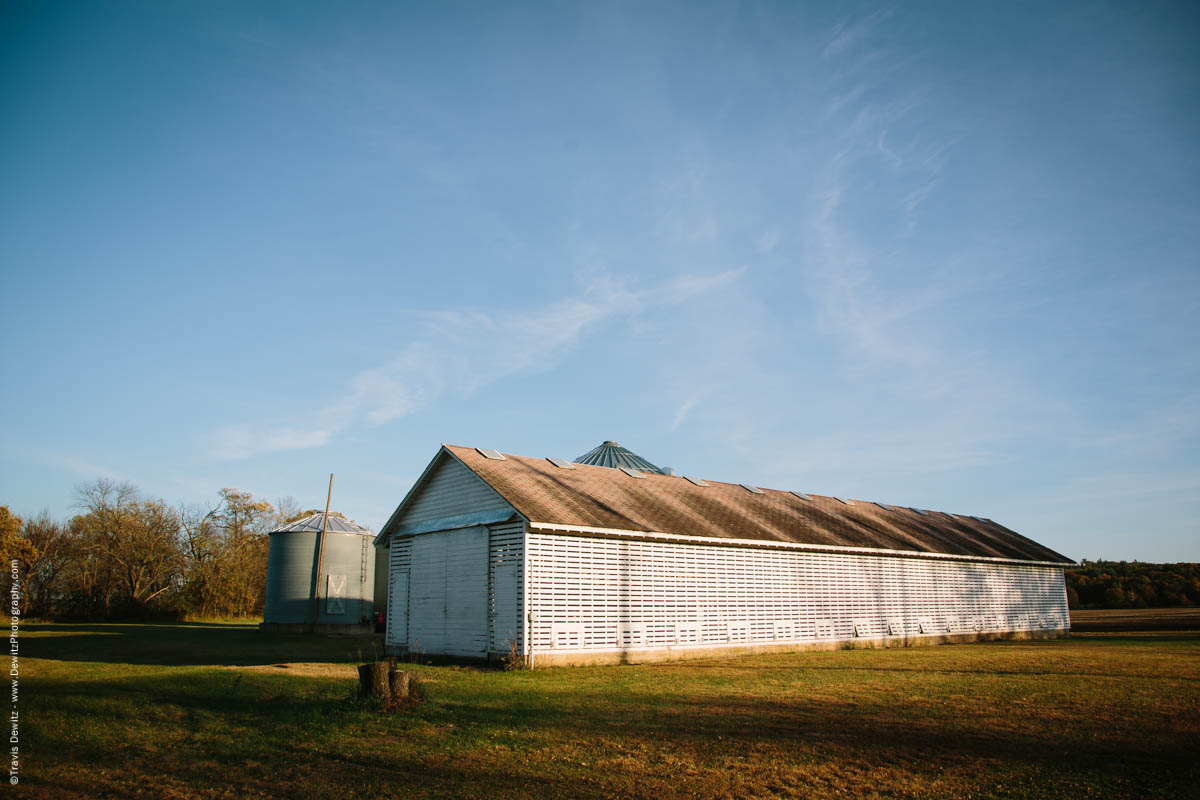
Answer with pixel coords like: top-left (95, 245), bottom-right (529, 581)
top-left (261, 513), bottom-right (377, 633)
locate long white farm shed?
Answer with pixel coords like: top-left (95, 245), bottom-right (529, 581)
top-left (376, 444), bottom-right (1073, 665)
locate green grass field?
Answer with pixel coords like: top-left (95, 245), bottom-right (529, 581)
top-left (23, 610), bottom-right (1200, 799)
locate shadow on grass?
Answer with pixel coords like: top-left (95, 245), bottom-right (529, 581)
top-left (25, 622), bottom-right (387, 667)
top-left (25, 664), bottom-right (1200, 800)
top-left (36, 620), bottom-right (257, 630)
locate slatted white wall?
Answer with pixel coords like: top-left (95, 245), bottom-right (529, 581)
top-left (488, 521), bottom-right (525, 654)
top-left (527, 533), bottom-right (1068, 653)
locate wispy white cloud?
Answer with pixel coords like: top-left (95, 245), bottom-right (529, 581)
top-left (1040, 469), bottom-right (1200, 504)
top-left (211, 269), bottom-right (745, 460)
top-left (211, 425), bottom-right (337, 462)
top-left (755, 228), bottom-right (781, 254)
top-left (654, 158), bottom-right (723, 248)
top-left (823, 9), bottom-right (892, 59)
top-left (876, 130), bottom-right (904, 168)
top-left (807, 159), bottom-right (944, 369)
top-left (17, 447), bottom-right (219, 508)
top-left (824, 83), bottom-right (870, 121)
top-left (776, 12), bottom-right (1046, 485)
top-left (670, 387), bottom-right (712, 432)
top-left (23, 448), bottom-right (134, 485)
top-left (771, 425), bottom-right (1011, 482)
top-left (805, 39), bottom-right (962, 372)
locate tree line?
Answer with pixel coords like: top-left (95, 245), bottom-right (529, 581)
top-left (4, 486), bottom-right (1195, 618)
top-left (1065, 560), bottom-right (1200, 609)
top-left (0, 479), bottom-right (330, 620)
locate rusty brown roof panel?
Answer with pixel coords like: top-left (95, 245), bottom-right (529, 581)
top-left (443, 445), bottom-right (1071, 564)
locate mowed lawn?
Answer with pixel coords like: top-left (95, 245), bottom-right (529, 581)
top-left (23, 611), bottom-right (1200, 799)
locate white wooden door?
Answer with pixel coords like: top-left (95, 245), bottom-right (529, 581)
top-left (491, 564), bottom-right (519, 653)
top-left (444, 527), bottom-right (489, 657)
top-left (409, 533), bottom-right (447, 653)
top-left (408, 528), bottom-right (488, 657)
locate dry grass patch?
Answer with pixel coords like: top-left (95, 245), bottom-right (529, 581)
top-left (20, 621), bottom-right (1200, 799)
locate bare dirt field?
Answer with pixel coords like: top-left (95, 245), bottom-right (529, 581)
top-left (1068, 606), bottom-right (1200, 631)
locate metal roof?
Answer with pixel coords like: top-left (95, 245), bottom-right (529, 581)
top-left (270, 513), bottom-right (374, 536)
top-left (574, 440), bottom-right (661, 473)
top-left (415, 446), bottom-right (1072, 565)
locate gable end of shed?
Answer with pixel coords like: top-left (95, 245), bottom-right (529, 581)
top-left (378, 447), bottom-right (520, 542)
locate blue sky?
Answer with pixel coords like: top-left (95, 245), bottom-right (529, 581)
top-left (2, 1), bottom-right (1197, 561)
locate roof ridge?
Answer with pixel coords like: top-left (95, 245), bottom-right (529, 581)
top-left (434, 444), bottom-right (1069, 564)
top-left (461, 447), bottom-right (1000, 523)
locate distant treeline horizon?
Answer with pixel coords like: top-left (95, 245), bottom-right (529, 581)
top-left (1066, 560), bottom-right (1200, 610)
top-left (3, 484), bottom-right (1197, 620)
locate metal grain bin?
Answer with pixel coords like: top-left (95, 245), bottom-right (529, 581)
top-left (262, 513), bottom-right (376, 632)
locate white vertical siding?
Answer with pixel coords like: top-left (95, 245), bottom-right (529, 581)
top-left (442, 527), bottom-right (489, 657)
top-left (406, 527), bottom-right (489, 657)
top-left (526, 533), bottom-right (1068, 653)
top-left (400, 454), bottom-right (512, 527)
top-left (387, 525), bottom-right (507, 658)
top-left (408, 534), bottom-right (449, 653)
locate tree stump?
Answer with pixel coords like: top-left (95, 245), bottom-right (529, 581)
top-left (357, 662), bottom-right (391, 700)
top-left (389, 668), bottom-right (411, 700)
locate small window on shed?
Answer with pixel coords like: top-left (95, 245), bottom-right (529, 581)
top-left (909, 507), bottom-right (929, 516)
top-left (476, 448), bottom-right (506, 460)
top-left (873, 501), bottom-right (891, 511)
top-left (684, 476), bottom-right (709, 487)
top-left (791, 491), bottom-right (812, 501)
top-left (619, 466), bottom-right (646, 479)
top-left (835, 497), bottom-right (855, 505)
top-left (740, 483), bottom-right (764, 494)
top-left (547, 457), bottom-right (575, 469)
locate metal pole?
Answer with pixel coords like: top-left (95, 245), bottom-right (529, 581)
top-left (312, 473), bottom-right (333, 629)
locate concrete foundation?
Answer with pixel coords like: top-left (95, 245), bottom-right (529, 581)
top-left (387, 627), bottom-right (1069, 666)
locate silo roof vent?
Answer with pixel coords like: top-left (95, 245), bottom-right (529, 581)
top-left (574, 441), bottom-right (662, 473)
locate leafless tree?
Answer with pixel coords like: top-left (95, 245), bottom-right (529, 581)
top-left (20, 511), bottom-right (72, 617)
top-left (71, 479), bottom-right (183, 615)
top-left (272, 495), bottom-right (303, 528)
